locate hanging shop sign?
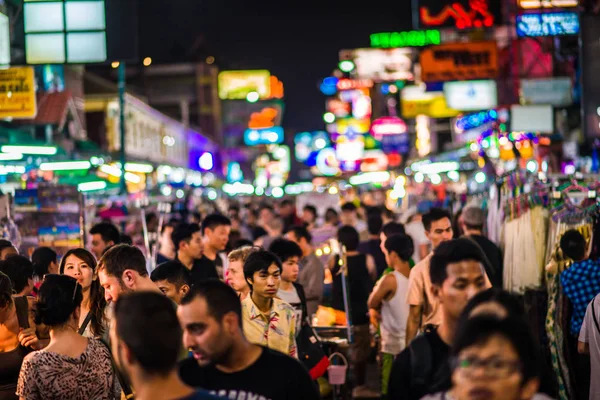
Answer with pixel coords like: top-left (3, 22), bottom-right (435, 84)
top-left (420, 41), bottom-right (498, 82)
top-left (327, 99), bottom-right (351, 118)
top-left (520, 77), bottom-right (572, 106)
top-left (339, 48), bottom-right (415, 82)
top-left (370, 30), bottom-right (441, 48)
top-left (336, 79), bottom-right (373, 91)
top-left (371, 117), bottom-right (408, 138)
top-left (0, 6), bottom-right (9, 65)
top-left (244, 126), bottom-right (284, 146)
top-left (0, 67), bottom-right (37, 119)
top-left (517, 0), bottom-right (578, 8)
top-left (333, 118), bottom-right (371, 135)
top-left (24, 0), bottom-right (107, 64)
top-left (419, 0), bottom-right (500, 29)
top-left (443, 80), bottom-right (498, 111)
top-left (401, 85), bottom-right (460, 119)
top-left (248, 107), bottom-right (279, 129)
top-left (516, 12), bottom-right (579, 37)
top-left (218, 70), bottom-right (271, 100)
top-left (104, 94), bottom-right (188, 167)
top-left (511, 105), bottom-right (554, 133)
top-left (452, 110), bottom-right (501, 145)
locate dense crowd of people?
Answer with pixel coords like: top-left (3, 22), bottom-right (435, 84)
top-left (0, 198), bottom-right (594, 400)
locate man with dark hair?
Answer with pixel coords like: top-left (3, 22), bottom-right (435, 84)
top-left (359, 215), bottom-right (387, 277)
top-left (286, 225), bottom-right (324, 317)
top-left (90, 222), bottom-right (121, 259)
top-left (341, 202), bottom-right (367, 237)
top-left (200, 214), bottom-right (231, 279)
top-left (460, 206), bottom-right (503, 288)
top-left (178, 281), bottom-right (319, 399)
top-left (0, 239), bottom-right (18, 261)
top-left (172, 223), bottom-right (217, 284)
top-left (368, 234), bottom-right (414, 396)
top-left (302, 204), bottom-right (318, 230)
top-left (388, 238), bottom-right (489, 400)
top-left (242, 250), bottom-right (297, 357)
top-left (561, 229), bottom-right (600, 337)
top-left (0, 255), bottom-right (34, 296)
top-left (379, 222), bottom-right (405, 255)
top-left (405, 208), bottom-right (454, 345)
top-left (151, 261), bottom-right (192, 305)
top-left (278, 199), bottom-right (302, 232)
top-left (111, 292), bottom-right (218, 400)
top-left (269, 238), bottom-right (307, 336)
top-left (97, 244), bottom-right (161, 303)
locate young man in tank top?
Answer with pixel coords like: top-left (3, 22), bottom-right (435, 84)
top-left (368, 234), bottom-right (414, 398)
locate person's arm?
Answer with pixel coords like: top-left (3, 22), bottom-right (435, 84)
top-left (418, 244), bottom-right (429, 260)
top-left (579, 302), bottom-right (593, 355)
top-left (405, 266), bottom-right (425, 346)
top-left (388, 348), bottom-right (413, 400)
top-left (368, 274), bottom-right (395, 311)
top-left (366, 254), bottom-right (377, 281)
top-left (406, 305), bottom-right (422, 347)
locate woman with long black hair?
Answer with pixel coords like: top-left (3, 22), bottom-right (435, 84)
top-left (59, 249), bottom-right (107, 338)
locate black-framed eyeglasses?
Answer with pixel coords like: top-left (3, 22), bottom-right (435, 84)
top-left (452, 355), bottom-right (523, 379)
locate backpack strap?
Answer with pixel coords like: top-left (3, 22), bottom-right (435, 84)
top-left (409, 333), bottom-right (433, 388)
top-left (14, 296), bottom-right (30, 330)
top-left (78, 312), bottom-right (93, 335)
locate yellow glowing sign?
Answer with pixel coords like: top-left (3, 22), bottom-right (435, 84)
top-left (0, 66), bottom-right (37, 119)
top-left (218, 70), bottom-right (271, 100)
top-left (401, 86), bottom-right (460, 119)
top-left (518, 0), bottom-right (577, 8)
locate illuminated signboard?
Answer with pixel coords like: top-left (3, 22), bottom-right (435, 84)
top-left (516, 12), bottom-right (579, 37)
top-left (339, 48), bottom-right (415, 82)
top-left (520, 77), bottom-right (572, 106)
top-left (371, 117), bottom-right (408, 138)
top-left (518, 0), bottom-right (578, 9)
top-left (248, 107), bottom-right (278, 129)
top-left (327, 99), bottom-right (351, 118)
top-left (218, 70), bottom-right (271, 100)
top-left (370, 30), bottom-right (441, 48)
top-left (419, 0), bottom-right (501, 29)
top-left (452, 109), bottom-right (501, 144)
top-left (0, 67), bottom-right (37, 119)
top-left (336, 79), bottom-right (374, 91)
top-left (24, 0), bottom-right (107, 64)
top-left (420, 41), bottom-right (498, 82)
top-left (401, 85), bottom-right (460, 119)
top-left (0, 7), bottom-right (9, 65)
top-left (443, 80), bottom-right (498, 111)
top-left (244, 127), bottom-right (284, 146)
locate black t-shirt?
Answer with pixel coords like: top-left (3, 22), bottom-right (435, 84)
top-left (469, 234), bottom-right (503, 288)
top-left (358, 239), bottom-right (387, 278)
top-left (179, 346), bottom-right (320, 400)
top-left (388, 329), bottom-right (451, 400)
top-left (187, 257), bottom-right (219, 284)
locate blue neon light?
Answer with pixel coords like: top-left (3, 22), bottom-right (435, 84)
top-left (516, 12), bottom-right (579, 37)
top-left (244, 127), bottom-right (284, 146)
top-left (455, 110), bottom-right (498, 132)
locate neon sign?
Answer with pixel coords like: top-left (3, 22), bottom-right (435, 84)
top-left (336, 79), bottom-right (374, 91)
top-left (244, 127), bottom-right (284, 146)
top-left (420, 0), bottom-right (496, 29)
top-left (516, 12), bottom-right (579, 37)
top-left (454, 110), bottom-right (498, 133)
top-left (371, 117), bottom-right (408, 138)
top-left (370, 30), bottom-right (441, 48)
top-left (517, 0), bottom-right (578, 9)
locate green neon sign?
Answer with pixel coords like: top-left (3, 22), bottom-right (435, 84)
top-left (370, 30), bottom-right (441, 48)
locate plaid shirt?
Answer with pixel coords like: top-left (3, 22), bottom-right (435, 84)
top-left (560, 259), bottom-right (600, 336)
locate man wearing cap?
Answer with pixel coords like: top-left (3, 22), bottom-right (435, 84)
top-left (460, 206), bottom-right (503, 288)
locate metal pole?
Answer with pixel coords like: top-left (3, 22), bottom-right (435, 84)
top-left (118, 62), bottom-right (127, 195)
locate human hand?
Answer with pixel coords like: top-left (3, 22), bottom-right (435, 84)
top-left (18, 328), bottom-right (40, 349)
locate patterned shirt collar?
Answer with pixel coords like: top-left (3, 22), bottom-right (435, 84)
top-left (245, 295), bottom-right (281, 321)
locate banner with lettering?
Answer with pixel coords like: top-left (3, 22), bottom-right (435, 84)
top-left (419, 41), bottom-right (498, 82)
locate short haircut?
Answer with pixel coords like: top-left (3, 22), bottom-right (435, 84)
top-left (0, 240), bottom-right (14, 253)
top-left (201, 214), bottom-right (231, 235)
top-left (429, 238), bottom-right (486, 286)
top-left (367, 215), bottom-right (384, 236)
top-left (171, 223), bottom-right (201, 251)
top-left (233, 239), bottom-right (254, 249)
top-left (287, 225), bottom-right (312, 244)
top-left (243, 250), bottom-right (282, 286)
top-left (269, 239), bottom-right (303, 263)
top-left (161, 219), bottom-right (180, 234)
top-left (0, 256), bottom-right (33, 293)
top-left (31, 247), bottom-right (57, 278)
top-left (337, 225), bottom-right (360, 251)
top-left (98, 244), bottom-right (148, 278)
top-left (341, 202), bottom-right (357, 212)
top-left (560, 229), bottom-right (586, 261)
top-left (422, 208), bottom-right (452, 231)
top-left (119, 234), bottom-right (133, 246)
top-left (90, 222), bottom-right (121, 245)
top-left (381, 222), bottom-right (405, 237)
top-left (452, 316), bottom-right (540, 385)
top-left (303, 205), bottom-right (317, 217)
top-left (35, 274), bottom-right (82, 327)
top-left (228, 246), bottom-right (260, 263)
top-left (325, 208), bottom-right (339, 223)
top-left (382, 207), bottom-right (396, 221)
top-left (458, 288), bottom-right (525, 330)
top-left (114, 292), bottom-right (182, 376)
top-left (180, 279), bottom-right (242, 322)
top-left (151, 261), bottom-right (191, 289)
top-left (385, 234), bottom-right (414, 262)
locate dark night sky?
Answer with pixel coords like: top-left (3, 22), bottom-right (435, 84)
top-left (136, 0), bottom-right (414, 131)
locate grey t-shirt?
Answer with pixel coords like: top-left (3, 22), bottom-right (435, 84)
top-left (580, 295), bottom-right (600, 400)
top-left (277, 286), bottom-right (302, 335)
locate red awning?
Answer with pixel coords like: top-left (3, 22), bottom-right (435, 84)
top-left (14, 91), bottom-right (73, 127)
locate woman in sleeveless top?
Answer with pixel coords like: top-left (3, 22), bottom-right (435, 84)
top-left (0, 271), bottom-right (40, 400)
top-left (60, 249), bottom-right (107, 339)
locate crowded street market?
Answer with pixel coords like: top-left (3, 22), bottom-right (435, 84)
top-left (0, 0), bottom-right (600, 399)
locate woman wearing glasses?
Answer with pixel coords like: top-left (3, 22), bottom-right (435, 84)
top-left (16, 275), bottom-right (120, 400)
top-left (421, 316), bottom-right (552, 400)
top-left (60, 249), bottom-right (107, 339)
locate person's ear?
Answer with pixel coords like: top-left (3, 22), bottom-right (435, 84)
top-left (180, 284), bottom-right (190, 297)
top-left (431, 284), bottom-right (442, 302)
top-left (520, 378), bottom-right (540, 400)
top-left (222, 312), bottom-right (238, 334)
top-left (122, 270), bottom-right (136, 288)
top-left (425, 230), bottom-right (432, 241)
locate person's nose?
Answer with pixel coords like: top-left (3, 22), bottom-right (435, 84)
top-left (182, 330), bottom-right (193, 349)
top-left (267, 276), bottom-right (276, 286)
top-left (466, 285), bottom-right (480, 300)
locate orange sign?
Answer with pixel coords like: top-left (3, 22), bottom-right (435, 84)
top-left (420, 41), bottom-right (498, 82)
top-left (248, 107), bottom-right (278, 129)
